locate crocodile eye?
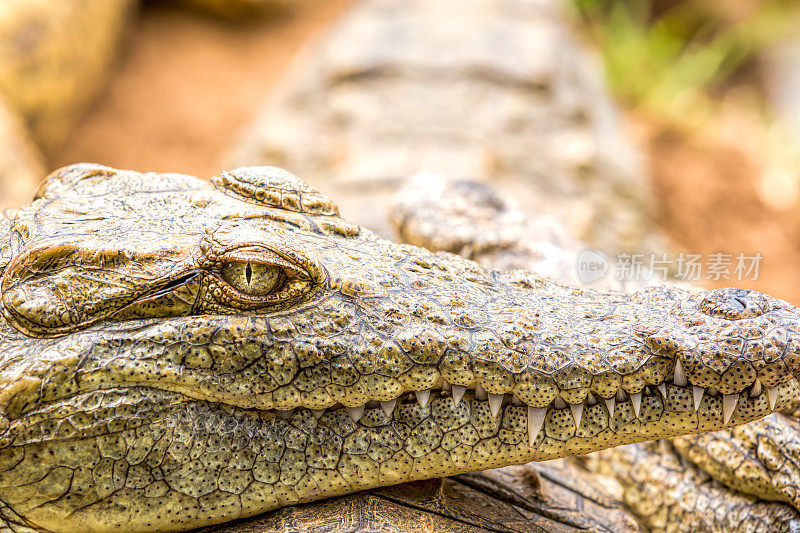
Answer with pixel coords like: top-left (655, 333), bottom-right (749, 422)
top-left (210, 248), bottom-right (317, 310)
top-left (221, 261), bottom-right (283, 297)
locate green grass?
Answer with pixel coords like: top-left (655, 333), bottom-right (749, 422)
top-left (569, 1), bottom-right (800, 121)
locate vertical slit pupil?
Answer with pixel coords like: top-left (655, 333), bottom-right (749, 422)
top-left (245, 262), bottom-right (252, 285)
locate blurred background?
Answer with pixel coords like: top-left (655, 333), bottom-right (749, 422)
top-left (2, 0), bottom-right (800, 302)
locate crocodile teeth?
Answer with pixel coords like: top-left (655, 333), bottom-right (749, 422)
top-left (674, 359), bottom-right (688, 386)
top-left (657, 383), bottom-right (667, 398)
top-left (381, 399), bottom-right (397, 417)
top-left (475, 383), bottom-right (488, 401)
top-left (346, 405), bottom-right (364, 422)
top-left (452, 385), bottom-right (466, 405)
top-left (767, 386), bottom-right (779, 410)
top-left (751, 378), bottom-right (762, 397)
top-left (630, 392), bottom-right (642, 418)
top-left (570, 403), bottom-right (583, 430)
top-left (416, 389), bottom-right (431, 408)
top-left (723, 394), bottom-right (739, 425)
top-left (693, 386), bottom-right (705, 411)
top-left (616, 389), bottom-right (627, 402)
top-left (441, 380), bottom-right (451, 392)
top-left (528, 406), bottom-right (547, 446)
top-left (554, 395), bottom-right (567, 409)
top-left (311, 409), bottom-right (325, 419)
top-left (488, 393), bottom-right (503, 417)
top-left (604, 397), bottom-right (615, 419)
top-left (587, 392), bottom-right (597, 405)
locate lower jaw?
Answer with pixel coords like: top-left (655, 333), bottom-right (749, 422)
top-left (5, 378), bottom-right (798, 533)
top-left (275, 376), bottom-right (800, 457)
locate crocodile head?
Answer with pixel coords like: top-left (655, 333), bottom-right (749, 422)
top-left (0, 164), bottom-right (798, 532)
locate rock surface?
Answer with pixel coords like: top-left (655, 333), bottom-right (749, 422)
top-left (0, 0), bottom-right (136, 152)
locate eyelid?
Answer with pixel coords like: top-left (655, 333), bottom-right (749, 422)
top-left (216, 247), bottom-right (308, 277)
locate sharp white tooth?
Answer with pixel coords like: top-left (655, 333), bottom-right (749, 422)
top-left (528, 406), bottom-right (547, 447)
top-left (554, 395), bottom-right (567, 409)
top-left (488, 393), bottom-right (504, 417)
top-left (570, 403), bottom-right (583, 430)
top-left (616, 389), bottom-right (627, 401)
top-left (674, 359), bottom-right (688, 386)
top-left (346, 405), bottom-right (364, 422)
top-left (751, 378), bottom-right (762, 397)
top-left (311, 409), bottom-right (325, 419)
top-left (767, 386), bottom-right (779, 410)
top-left (604, 397), bottom-right (615, 419)
top-left (723, 394), bottom-right (739, 425)
top-left (587, 392), bottom-right (598, 405)
top-left (277, 409), bottom-right (294, 419)
top-left (693, 386), bottom-right (705, 411)
top-left (657, 383), bottom-right (667, 398)
top-left (452, 385), bottom-right (466, 405)
top-left (630, 392), bottom-right (642, 418)
top-left (441, 380), bottom-right (451, 392)
top-left (415, 389), bottom-right (431, 408)
top-left (381, 399), bottom-right (397, 417)
top-left (475, 383), bottom-right (488, 401)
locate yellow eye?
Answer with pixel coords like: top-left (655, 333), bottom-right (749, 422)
top-left (220, 261), bottom-right (283, 297)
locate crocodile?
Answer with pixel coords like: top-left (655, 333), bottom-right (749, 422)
top-left (207, 460), bottom-right (642, 533)
top-left (590, 441), bottom-right (800, 532)
top-left (0, 164), bottom-right (798, 532)
top-left (389, 174), bottom-right (800, 530)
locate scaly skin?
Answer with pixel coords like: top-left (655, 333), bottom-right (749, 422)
top-left (391, 175), bottom-right (800, 530)
top-left (590, 442), bottom-right (800, 532)
top-left (673, 406), bottom-right (800, 509)
top-left (1, 165), bottom-right (800, 532)
top-left (389, 174), bottom-right (800, 528)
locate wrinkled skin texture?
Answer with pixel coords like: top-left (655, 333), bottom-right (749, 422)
top-left (390, 174), bottom-right (584, 285)
top-left (1, 165), bottom-right (800, 532)
top-left (673, 405), bottom-right (800, 510)
top-left (590, 442), bottom-right (800, 533)
top-left (390, 175), bottom-right (800, 530)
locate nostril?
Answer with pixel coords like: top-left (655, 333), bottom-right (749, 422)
top-left (698, 287), bottom-right (769, 320)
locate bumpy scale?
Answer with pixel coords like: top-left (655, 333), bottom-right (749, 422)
top-left (0, 165), bottom-right (799, 532)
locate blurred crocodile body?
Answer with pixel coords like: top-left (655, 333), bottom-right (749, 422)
top-left (0, 165), bottom-right (799, 532)
top-left (227, 0), bottom-right (651, 252)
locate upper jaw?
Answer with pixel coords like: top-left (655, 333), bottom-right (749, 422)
top-left (2, 279), bottom-right (798, 446)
